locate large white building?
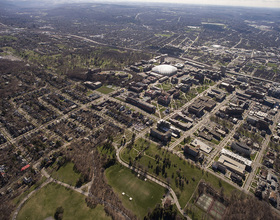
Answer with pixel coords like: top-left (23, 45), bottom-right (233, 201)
top-left (152, 64), bottom-right (177, 76)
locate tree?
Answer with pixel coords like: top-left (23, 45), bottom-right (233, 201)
top-left (76, 175), bottom-right (85, 187)
top-left (155, 165), bottom-right (161, 175)
top-left (54, 206), bottom-right (64, 220)
top-left (220, 186), bottom-right (224, 201)
top-left (166, 177), bottom-right (171, 186)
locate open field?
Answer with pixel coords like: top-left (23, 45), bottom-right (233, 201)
top-left (120, 138), bottom-right (236, 207)
top-left (17, 183), bottom-right (110, 220)
top-left (96, 86), bottom-right (115, 94)
top-left (202, 172), bottom-right (236, 197)
top-left (105, 164), bottom-right (165, 219)
top-left (50, 162), bottom-right (81, 186)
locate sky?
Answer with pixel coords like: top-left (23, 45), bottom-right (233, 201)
top-left (10, 0), bottom-right (280, 8)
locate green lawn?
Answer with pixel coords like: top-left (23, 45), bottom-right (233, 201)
top-left (96, 86), bottom-right (114, 94)
top-left (86, 90), bottom-right (94, 96)
top-left (214, 155), bottom-right (219, 162)
top-left (196, 85), bottom-right (209, 94)
top-left (120, 139), bottom-right (203, 207)
top-left (267, 63), bottom-right (278, 68)
top-left (159, 107), bottom-right (167, 118)
top-left (250, 152), bottom-right (257, 161)
top-left (251, 182), bottom-right (257, 188)
top-left (256, 167), bottom-right (261, 175)
top-left (211, 139), bottom-right (220, 145)
top-left (17, 183), bottom-right (110, 220)
top-left (105, 164), bottom-right (165, 219)
top-left (185, 172), bottom-right (236, 220)
top-left (161, 82), bottom-right (173, 91)
top-left (120, 138), bottom-right (236, 208)
top-left (268, 141), bottom-right (280, 151)
top-left (185, 88), bottom-right (198, 100)
top-left (51, 162), bottom-right (81, 186)
top-left (202, 172), bottom-right (236, 197)
top-left (209, 116), bottom-right (233, 130)
top-left (180, 136), bottom-right (192, 145)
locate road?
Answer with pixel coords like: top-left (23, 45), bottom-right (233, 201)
top-left (243, 110), bottom-right (280, 191)
top-left (167, 83), bottom-right (232, 150)
top-left (205, 96), bottom-right (254, 168)
top-left (180, 34), bottom-right (200, 59)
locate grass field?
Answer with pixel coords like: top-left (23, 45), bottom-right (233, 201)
top-left (50, 162), bottom-right (81, 186)
top-left (17, 183), bottom-right (110, 220)
top-left (96, 86), bottom-right (114, 94)
top-left (185, 88), bottom-right (198, 100)
top-left (161, 82), bottom-right (173, 91)
top-left (202, 172), bottom-right (236, 197)
top-left (120, 138), bottom-right (236, 207)
top-left (250, 152), bottom-right (257, 161)
top-left (120, 138), bottom-right (203, 206)
top-left (196, 85), bottom-right (209, 94)
top-left (105, 164), bottom-right (165, 219)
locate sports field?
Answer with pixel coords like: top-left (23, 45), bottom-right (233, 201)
top-left (196, 194), bottom-right (226, 220)
top-left (105, 164), bottom-right (165, 219)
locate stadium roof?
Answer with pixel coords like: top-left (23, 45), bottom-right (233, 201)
top-left (152, 64), bottom-right (177, 76)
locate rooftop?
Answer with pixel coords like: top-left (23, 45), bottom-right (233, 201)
top-left (221, 148), bottom-right (252, 166)
top-left (152, 64), bottom-right (177, 76)
top-left (191, 139), bottom-right (213, 153)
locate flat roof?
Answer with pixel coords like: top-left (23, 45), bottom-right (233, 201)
top-left (224, 162), bottom-right (245, 175)
top-left (191, 139), bottom-right (213, 154)
top-left (218, 155), bottom-right (246, 174)
top-left (221, 148), bottom-right (252, 166)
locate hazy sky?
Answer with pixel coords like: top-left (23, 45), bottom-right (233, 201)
top-left (9, 0), bottom-right (280, 8)
top-left (12, 0), bottom-right (280, 8)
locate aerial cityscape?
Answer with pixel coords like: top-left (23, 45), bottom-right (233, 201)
top-left (0, 0), bottom-right (280, 219)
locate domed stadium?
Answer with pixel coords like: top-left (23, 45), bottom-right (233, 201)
top-left (152, 64), bottom-right (177, 76)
